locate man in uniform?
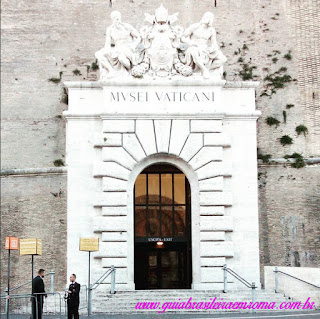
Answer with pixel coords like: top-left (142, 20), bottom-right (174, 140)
top-left (67, 274), bottom-right (80, 319)
top-left (32, 269), bottom-right (46, 319)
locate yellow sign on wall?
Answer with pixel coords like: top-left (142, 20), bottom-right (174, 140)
top-left (20, 238), bottom-right (42, 255)
top-left (79, 238), bottom-right (99, 252)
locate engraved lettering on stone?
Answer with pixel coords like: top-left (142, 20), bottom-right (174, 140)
top-left (109, 91), bottom-right (214, 103)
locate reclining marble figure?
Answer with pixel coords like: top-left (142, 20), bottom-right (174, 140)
top-left (95, 11), bottom-right (142, 79)
top-left (180, 12), bottom-right (227, 79)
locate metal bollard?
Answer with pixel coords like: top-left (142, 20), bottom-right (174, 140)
top-left (252, 282), bottom-right (256, 313)
top-left (223, 264), bottom-right (227, 293)
top-left (5, 287), bottom-right (8, 315)
top-left (88, 287), bottom-right (93, 315)
top-left (275, 267), bottom-right (279, 293)
top-left (49, 269), bottom-right (55, 293)
top-left (110, 266), bottom-right (115, 294)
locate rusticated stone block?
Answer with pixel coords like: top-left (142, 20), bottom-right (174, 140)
top-left (191, 120), bottom-right (222, 133)
top-left (103, 120), bottom-right (135, 133)
top-left (200, 216), bottom-right (233, 231)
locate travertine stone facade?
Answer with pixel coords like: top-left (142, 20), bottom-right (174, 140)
top-left (64, 79), bottom-right (260, 290)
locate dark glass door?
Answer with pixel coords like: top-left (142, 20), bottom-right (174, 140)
top-left (134, 164), bottom-right (192, 289)
top-left (135, 242), bottom-right (190, 289)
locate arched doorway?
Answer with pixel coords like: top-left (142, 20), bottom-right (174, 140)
top-left (134, 164), bottom-right (192, 289)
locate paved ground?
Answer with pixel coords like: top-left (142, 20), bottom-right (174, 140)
top-left (3, 311), bottom-right (320, 319)
top-left (89, 311), bottom-right (320, 318)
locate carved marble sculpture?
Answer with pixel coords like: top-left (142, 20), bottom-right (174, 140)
top-left (95, 11), bottom-right (143, 79)
top-left (137, 4), bottom-right (191, 77)
top-left (180, 12), bottom-right (227, 79)
top-left (95, 5), bottom-right (227, 79)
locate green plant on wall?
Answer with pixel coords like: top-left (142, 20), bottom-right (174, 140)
top-left (284, 153), bottom-right (305, 168)
top-left (280, 135), bottom-right (293, 146)
top-left (276, 67), bottom-right (287, 73)
top-left (73, 69), bottom-right (81, 75)
top-left (53, 159), bottom-right (65, 167)
top-left (262, 68), bottom-right (292, 97)
top-left (265, 74), bottom-right (292, 89)
top-left (283, 110), bottom-right (287, 123)
top-left (239, 63), bottom-right (257, 80)
top-left (265, 116), bottom-right (280, 127)
top-left (48, 71), bottom-right (63, 84)
top-left (296, 125), bottom-right (308, 136)
top-left (283, 51), bottom-right (292, 60)
top-left (258, 153), bottom-right (272, 163)
top-left (91, 60), bottom-right (99, 71)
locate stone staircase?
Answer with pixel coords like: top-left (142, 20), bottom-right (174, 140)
top-left (91, 289), bottom-right (292, 314)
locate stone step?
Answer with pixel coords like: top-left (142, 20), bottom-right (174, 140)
top-left (94, 296), bottom-right (288, 301)
top-left (43, 290), bottom-right (293, 314)
top-left (90, 289), bottom-right (290, 314)
top-left (95, 289), bottom-right (274, 296)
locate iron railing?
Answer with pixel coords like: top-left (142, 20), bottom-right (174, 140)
top-left (2, 267), bottom-right (116, 317)
top-left (1, 292), bottom-right (62, 319)
top-left (222, 264), bottom-right (257, 313)
top-left (3, 269), bottom-right (55, 295)
top-left (274, 267), bottom-right (320, 293)
top-left (87, 265), bottom-right (116, 315)
top-left (1, 294), bottom-right (38, 318)
top-left (2, 270), bottom-right (56, 318)
top-left (33, 292), bottom-right (63, 319)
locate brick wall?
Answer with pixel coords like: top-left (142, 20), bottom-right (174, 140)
top-left (258, 164), bottom-right (320, 286)
top-left (1, 0), bottom-right (319, 290)
top-left (1, 0), bottom-right (319, 167)
top-left (0, 174), bottom-right (67, 292)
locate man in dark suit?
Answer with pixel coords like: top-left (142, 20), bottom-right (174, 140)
top-left (32, 269), bottom-right (46, 319)
top-left (67, 274), bottom-right (80, 319)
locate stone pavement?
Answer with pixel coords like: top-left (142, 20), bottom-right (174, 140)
top-left (89, 311), bottom-right (320, 318)
top-left (4, 311), bottom-right (320, 319)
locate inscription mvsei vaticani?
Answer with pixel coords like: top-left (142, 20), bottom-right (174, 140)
top-left (110, 91), bottom-right (215, 103)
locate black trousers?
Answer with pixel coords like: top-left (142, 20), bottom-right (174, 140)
top-left (67, 303), bottom-right (79, 319)
top-left (31, 296), bottom-right (43, 319)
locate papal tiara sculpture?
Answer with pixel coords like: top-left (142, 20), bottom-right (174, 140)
top-left (95, 4), bottom-right (227, 80)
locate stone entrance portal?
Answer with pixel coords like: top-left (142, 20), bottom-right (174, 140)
top-left (64, 77), bottom-right (261, 291)
top-left (134, 164), bottom-right (192, 289)
top-left (64, 4), bottom-right (261, 292)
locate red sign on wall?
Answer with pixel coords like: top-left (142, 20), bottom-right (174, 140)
top-left (5, 237), bottom-right (19, 250)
